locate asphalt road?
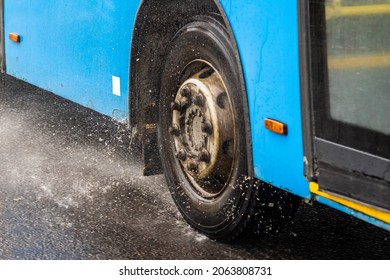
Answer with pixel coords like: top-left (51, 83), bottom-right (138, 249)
top-left (1, 73), bottom-right (390, 260)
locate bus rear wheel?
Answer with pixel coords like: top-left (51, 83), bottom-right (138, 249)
top-left (158, 17), bottom-right (299, 241)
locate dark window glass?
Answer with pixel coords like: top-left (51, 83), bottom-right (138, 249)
top-left (313, 0), bottom-right (390, 158)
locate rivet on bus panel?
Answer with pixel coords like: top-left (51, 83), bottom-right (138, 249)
top-left (9, 33), bottom-right (21, 43)
top-left (265, 118), bottom-right (288, 135)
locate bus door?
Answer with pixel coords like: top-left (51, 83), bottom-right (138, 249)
top-left (303, 0), bottom-right (390, 211)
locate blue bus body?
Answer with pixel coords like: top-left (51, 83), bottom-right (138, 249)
top-left (5, 1), bottom-right (138, 121)
top-left (3, 0), bottom-right (390, 236)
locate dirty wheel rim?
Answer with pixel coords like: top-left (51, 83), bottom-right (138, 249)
top-left (168, 59), bottom-right (236, 198)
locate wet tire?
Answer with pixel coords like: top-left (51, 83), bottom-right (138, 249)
top-left (158, 17), bottom-right (299, 241)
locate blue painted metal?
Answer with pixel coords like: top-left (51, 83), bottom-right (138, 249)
top-left (219, 0), bottom-right (310, 198)
top-left (315, 195), bottom-right (390, 232)
top-left (4, 1), bottom-right (141, 122)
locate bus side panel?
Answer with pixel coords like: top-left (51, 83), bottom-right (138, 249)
top-left (220, 0), bottom-right (310, 198)
top-left (4, 1), bottom-right (141, 121)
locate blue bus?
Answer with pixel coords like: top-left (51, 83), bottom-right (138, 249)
top-left (1, 0), bottom-right (389, 241)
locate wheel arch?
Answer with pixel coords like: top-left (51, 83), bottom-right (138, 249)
top-left (129, 0), bottom-right (253, 177)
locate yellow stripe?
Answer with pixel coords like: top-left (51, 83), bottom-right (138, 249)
top-left (327, 4), bottom-right (390, 20)
top-left (310, 182), bottom-right (390, 224)
top-left (328, 54), bottom-right (390, 70)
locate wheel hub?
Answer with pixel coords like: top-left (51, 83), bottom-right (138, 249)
top-left (169, 62), bottom-right (236, 198)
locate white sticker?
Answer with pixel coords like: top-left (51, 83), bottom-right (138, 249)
top-left (112, 76), bottom-right (121, 96)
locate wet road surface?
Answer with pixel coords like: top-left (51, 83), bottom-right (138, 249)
top-left (1, 73), bottom-right (390, 260)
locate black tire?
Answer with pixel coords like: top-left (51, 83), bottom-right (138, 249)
top-left (158, 17), bottom-right (299, 241)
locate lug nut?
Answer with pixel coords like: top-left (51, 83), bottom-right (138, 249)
top-left (193, 93), bottom-right (205, 107)
top-left (199, 150), bottom-right (211, 163)
top-left (181, 86), bottom-right (191, 98)
top-left (187, 161), bottom-right (199, 173)
top-left (170, 101), bottom-right (181, 111)
top-left (169, 124), bottom-right (180, 136)
top-left (201, 121), bottom-right (213, 134)
top-left (180, 97), bottom-right (192, 109)
top-left (176, 150), bottom-right (187, 161)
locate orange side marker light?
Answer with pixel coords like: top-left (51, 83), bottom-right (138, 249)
top-left (265, 118), bottom-right (288, 135)
top-left (9, 33), bottom-right (21, 43)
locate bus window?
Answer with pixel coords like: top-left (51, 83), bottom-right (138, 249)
top-left (326, 0), bottom-right (390, 138)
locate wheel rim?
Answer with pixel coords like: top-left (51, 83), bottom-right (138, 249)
top-left (168, 60), bottom-right (236, 199)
